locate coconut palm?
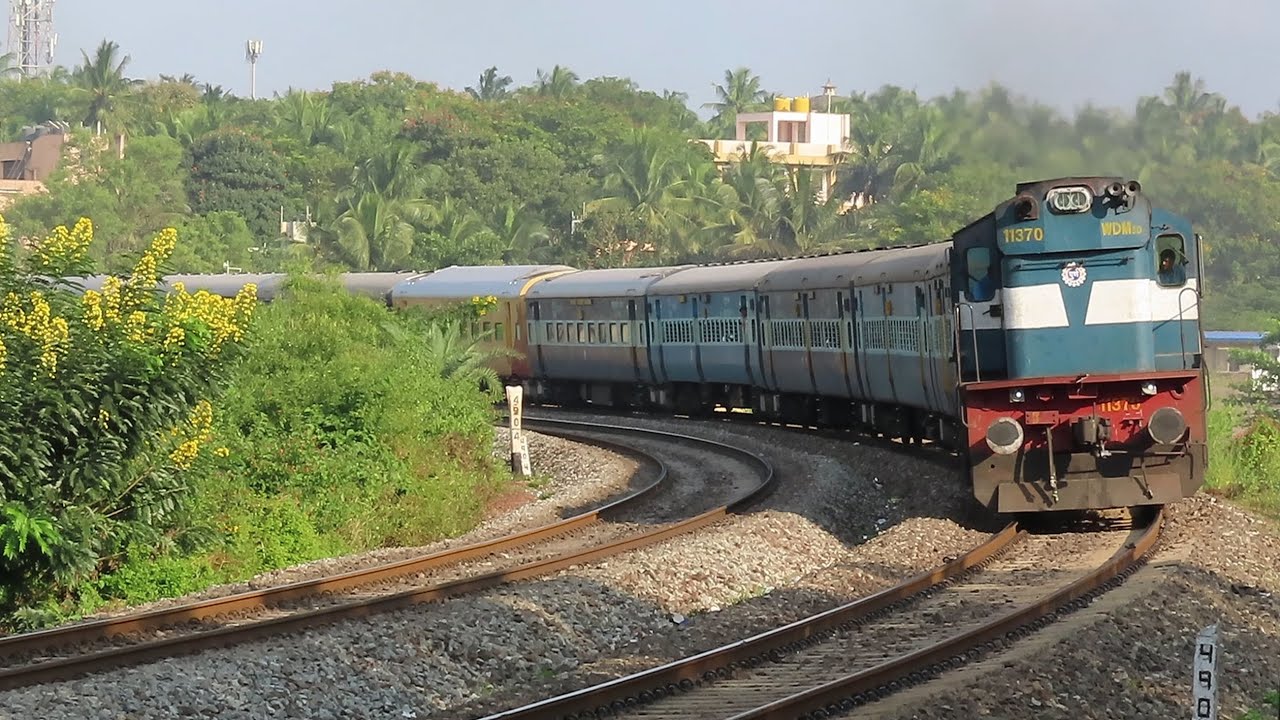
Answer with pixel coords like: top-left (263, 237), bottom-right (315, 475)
top-left (704, 67), bottom-right (767, 138)
top-left (534, 65), bottom-right (578, 99)
top-left (491, 202), bottom-right (550, 263)
top-left (466, 66), bottom-right (513, 102)
top-left (587, 128), bottom-right (689, 260)
top-left (74, 40), bottom-right (135, 135)
top-left (416, 197), bottom-right (501, 268)
top-left (330, 192), bottom-right (422, 271)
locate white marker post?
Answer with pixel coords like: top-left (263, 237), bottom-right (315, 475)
top-left (1192, 623), bottom-right (1219, 720)
top-left (506, 385), bottom-right (531, 477)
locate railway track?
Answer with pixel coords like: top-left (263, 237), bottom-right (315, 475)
top-left (0, 417), bottom-right (775, 690)
top-left (487, 507), bottom-right (1161, 720)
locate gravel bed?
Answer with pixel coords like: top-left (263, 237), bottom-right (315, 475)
top-left (59, 428), bottom-right (646, 624)
top-left (870, 492), bottom-right (1280, 720)
top-left (0, 413), bottom-right (992, 719)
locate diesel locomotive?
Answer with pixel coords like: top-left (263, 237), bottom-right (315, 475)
top-left (152, 176), bottom-right (1208, 514)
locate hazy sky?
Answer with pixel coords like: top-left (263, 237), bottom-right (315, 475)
top-left (49, 0), bottom-right (1280, 118)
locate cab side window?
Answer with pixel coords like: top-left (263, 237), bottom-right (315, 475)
top-left (1156, 234), bottom-right (1187, 287)
top-left (966, 247), bottom-right (996, 302)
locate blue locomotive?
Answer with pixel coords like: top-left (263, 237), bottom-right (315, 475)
top-left (159, 176), bottom-right (1207, 514)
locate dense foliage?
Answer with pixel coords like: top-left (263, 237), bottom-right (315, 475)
top-left (86, 278), bottom-right (506, 612)
top-left (2, 46), bottom-right (1279, 326)
top-left (0, 216), bottom-right (253, 623)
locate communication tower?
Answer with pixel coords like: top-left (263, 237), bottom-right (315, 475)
top-left (245, 39), bottom-right (263, 99)
top-left (8, 0), bottom-right (57, 77)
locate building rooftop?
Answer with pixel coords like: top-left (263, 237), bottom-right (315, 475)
top-left (1204, 331), bottom-right (1268, 344)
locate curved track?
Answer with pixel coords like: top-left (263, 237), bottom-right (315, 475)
top-left (487, 507), bottom-right (1162, 720)
top-left (0, 418), bottom-right (775, 690)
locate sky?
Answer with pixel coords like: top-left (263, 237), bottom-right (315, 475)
top-left (46, 0), bottom-right (1280, 118)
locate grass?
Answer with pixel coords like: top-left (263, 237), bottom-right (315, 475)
top-left (1206, 406), bottom-right (1280, 521)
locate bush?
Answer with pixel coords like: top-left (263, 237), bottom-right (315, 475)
top-left (0, 216), bottom-right (254, 619)
top-left (1206, 407), bottom-right (1280, 518)
top-left (88, 276), bottom-right (507, 608)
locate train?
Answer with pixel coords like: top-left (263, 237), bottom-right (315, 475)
top-left (143, 176), bottom-right (1208, 514)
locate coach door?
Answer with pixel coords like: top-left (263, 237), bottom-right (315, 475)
top-left (631, 299), bottom-right (650, 384)
top-left (530, 301), bottom-right (546, 377)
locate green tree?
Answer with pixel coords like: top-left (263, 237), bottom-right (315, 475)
top-left (704, 67), bottom-right (766, 138)
top-left (73, 40), bottom-right (134, 135)
top-left (328, 192), bottom-right (421, 271)
top-left (534, 65), bottom-right (578, 99)
top-left (186, 131), bottom-right (290, 241)
top-left (466, 66), bottom-right (513, 102)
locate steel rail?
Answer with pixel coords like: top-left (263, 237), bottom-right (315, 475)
top-left (483, 522), bottom-right (1024, 720)
top-left (731, 506), bottom-right (1163, 719)
top-left (0, 419), bottom-right (772, 690)
top-left (0, 420), bottom-right (663, 661)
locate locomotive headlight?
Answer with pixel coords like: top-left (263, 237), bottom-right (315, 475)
top-left (1141, 381), bottom-right (1158, 396)
top-left (1148, 407), bottom-right (1187, 445)
top-left (986, 417), bottom-right (1024, 455)
top-left (1047, 186), bottom-right (1093, 214)
top-left (1009, 388), bottom-right (1026, 403)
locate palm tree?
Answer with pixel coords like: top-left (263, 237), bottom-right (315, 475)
top-left (417, 319), bottom-right (519, 400)
top-left (74, 40), bottom-right (133, 135)
top-left (346, 142), bottom-right (428, 202)
top-left (587, 128), bottom-right (689, 260)
top-left (158, 73), bottom-right (200, 89)
top-left (276, 89), bottom-right (334, 146)
top-left (331, 192), bottom-right (421, 271)
top-left (704, 67), bottom-right (766, 138)
top-left (466, 66), bottom-right (513, 102)
top-left (534, 65), bottom-right (578, 99)
top-left (892, 106), bottom-right (958, 195)
top-left (416, 197), bottom-right (500, 268)
top-left (491, 203), bottom-right (550, 263)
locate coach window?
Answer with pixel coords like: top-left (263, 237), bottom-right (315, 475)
top-left (494, 323), bottom-right (505, 342)
top-left (1156, 234), bottom-right (1187, 286)
top-left (556, 323), bottom-right (565, 343)
top-left (609, 323), bottom-right (618, 344)
top-left (588, 323), bottom-right (597, 344)
top-left (621, 324), bottom-right (632, 344)
top-left (966, 247), bottom-right (996, 302)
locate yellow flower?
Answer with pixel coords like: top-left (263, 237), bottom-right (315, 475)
top-left (130, 228), bottom-right (178, 290)
top-left (28, 217), bottom-right (93, 273)
top-left (82, 290), bottom-right (105, 331)
top-left (159, 282), bottom-right (256, 356)
top-left (213, 447), bottom-right (229, 458)
top-left (169, 438), bottom-right (200, 469)
top-left (168, 400), bottom-right (216, 469)
top-left (1, 290), bottom-right (70, 376)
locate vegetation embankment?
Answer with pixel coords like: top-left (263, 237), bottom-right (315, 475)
top-left (0, 217), bottom-right (511, 630)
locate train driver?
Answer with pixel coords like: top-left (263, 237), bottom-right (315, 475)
top-left (1158, 248), bottom-right (1184, 285)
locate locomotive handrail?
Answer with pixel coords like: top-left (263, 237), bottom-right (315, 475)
top-left (957, 302), bottom-right (982, 383)
top-left (1177, 286), bottom-right (1200, 371)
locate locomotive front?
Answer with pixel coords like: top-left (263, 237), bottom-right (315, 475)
top-left (953, 177), bottom-right (1207, 512)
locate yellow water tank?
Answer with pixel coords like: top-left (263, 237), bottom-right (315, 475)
top-left (774, 96), bottom-right (792, 112)
top-left (793, 95), bottom-right (811, 113)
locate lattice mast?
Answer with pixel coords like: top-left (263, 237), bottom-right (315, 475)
top-left (8, 0), bottom-right (57, 77)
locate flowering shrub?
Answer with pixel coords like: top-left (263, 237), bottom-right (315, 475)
top-left (0, 216), bottom-right (253, 622)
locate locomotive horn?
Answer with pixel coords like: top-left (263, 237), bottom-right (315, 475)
top-left (1013, 193), bottom-right (1038, 221)
top-left (1127, 180), bottom-right (1142, 194)
top-left (1106, 181), bottom-right (1125, 197)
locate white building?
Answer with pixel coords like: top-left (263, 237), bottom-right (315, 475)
top-left (698, 85), bottom-right (851, 202)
